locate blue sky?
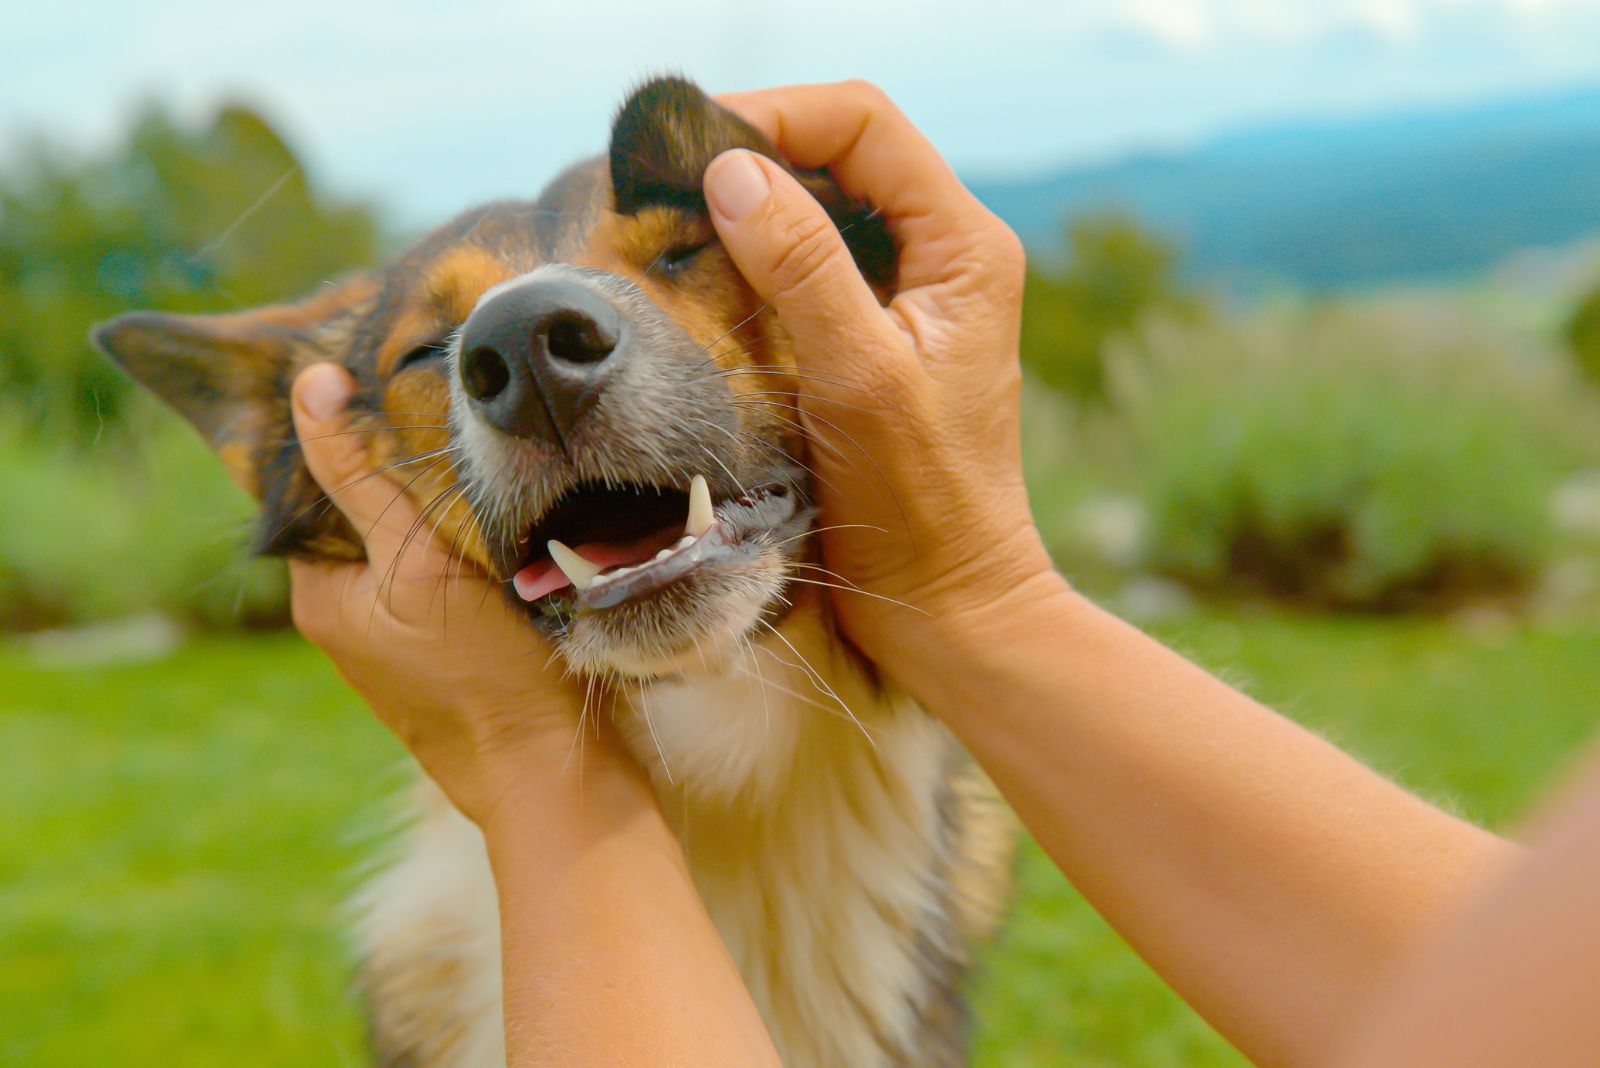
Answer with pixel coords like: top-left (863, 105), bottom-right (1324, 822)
top-left (6, 0), bottom-right (1600, 227)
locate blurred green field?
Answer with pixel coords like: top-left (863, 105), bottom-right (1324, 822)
top-left (4, 609), bottom-right (1597, 1067)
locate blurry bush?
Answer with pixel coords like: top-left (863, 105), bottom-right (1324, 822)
top-left (0, 397), bottom-right (285, 630)
top-left (1103, 303), bottom-right (1600, 610)
top-left (0, 102), bottom-right (378, 434)
top-left (1568, 281), bottom-right (1600, 384)
top-left (0, 103), bottom-right (380, 629)
top-left (1020, 211), bottom-right (1201, 399)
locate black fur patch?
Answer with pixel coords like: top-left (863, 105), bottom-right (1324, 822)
top-left (610, 76), bottom-right (897, 291)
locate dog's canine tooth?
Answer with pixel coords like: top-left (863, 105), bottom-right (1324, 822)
top-left (547, 540), bottom-right (601, 590)
top-left (686, 474), bottom-right (714, 538)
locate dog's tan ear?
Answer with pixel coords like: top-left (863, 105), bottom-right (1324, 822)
top-left (92, 275), bottom-right (375, 559)
top-left (609, 75), bottom-right (897, 290)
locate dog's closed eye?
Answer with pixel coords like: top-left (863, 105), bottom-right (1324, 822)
top-left (651, 241), bottom-right (712, 278)
top-left (397, 340), bottom-right (450, 371)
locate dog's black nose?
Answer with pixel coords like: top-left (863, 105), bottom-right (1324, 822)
top-left (457, 277), bottom-right (624, 446)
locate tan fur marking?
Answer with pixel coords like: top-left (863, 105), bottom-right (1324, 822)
top-left (374, 371), bottom-right (488, 570)
top-left (216, 442), bottom-right (259, 495)
top-left (425, 247), bottom-right (518, 325)
top-left (374, 249), bottom-right (516, 377)
top-left (574, 206), bottom-right (809, 474)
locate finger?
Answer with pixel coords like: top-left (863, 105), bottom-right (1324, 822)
top-left (288, 556), bottom-right (370, 649)
top-left (717, 81), bottom-right (988, 249)
top-left (706, 150), bottom-right (913, 376)
top-left (291, 363), bottom-right (429, 564)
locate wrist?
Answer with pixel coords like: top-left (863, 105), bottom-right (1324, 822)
top-left (898, 566), bottom-right (1081, 722)
top-left (476, 740), bottom-right (676, 867)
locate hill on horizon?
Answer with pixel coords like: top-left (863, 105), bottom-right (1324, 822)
top-left (968, 87), bottom-right (1600, 293)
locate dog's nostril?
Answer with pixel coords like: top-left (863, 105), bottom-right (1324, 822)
top-left (542, 311), bottom-right (616, 365)
top-left (462, 346), bottom-right (512, 403)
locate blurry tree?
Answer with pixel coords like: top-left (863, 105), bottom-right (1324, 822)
top-left (0, 103), bottom-right (380, 440)
top-left (1020, 210), bottom-right (1200, 399)
top-left (1568, 281), bottom-right (1600, 383)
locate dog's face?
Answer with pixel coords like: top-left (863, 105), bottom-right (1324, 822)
top-left (94, 78), bottom-right (893, 677)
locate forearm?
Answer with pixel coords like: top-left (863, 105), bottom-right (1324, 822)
top-left (913, 574), bottom-right (1514, 1067)
top-left (1327, 744), bottom-right (1600, 1067)
top-left (483, 759), bottom-right (780, 1068)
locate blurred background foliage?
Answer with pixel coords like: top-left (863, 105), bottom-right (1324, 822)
top-left (0, 104), bottom-right (377, 629)
top-left (7, 97), bottom-right (1600, 1068)
top-left (1019, 211), bottom-right (1202, 399)
top-left (5, 103), bottom-right (1600, 630)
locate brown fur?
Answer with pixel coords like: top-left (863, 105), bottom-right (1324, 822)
top-left (95, 76), bottom-right (1012, 1067)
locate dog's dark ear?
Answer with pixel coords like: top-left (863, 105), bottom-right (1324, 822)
top-left (91, 276), bottom-right (374, 560)
top-left (609, 75), bottom-right (897, 290)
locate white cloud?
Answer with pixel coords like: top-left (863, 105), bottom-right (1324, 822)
top-left (1120, 0), bottom-right (1215, 51)
top-left (1100, 0), bottom-right (1600, 50)
top-left (1349, 0), bottom-right (1424, 41)
top-left (4, 0), bottom-right (1599, 224)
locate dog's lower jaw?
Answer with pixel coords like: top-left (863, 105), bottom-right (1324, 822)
top-left (355, 602), bottom-right (1013, 1068)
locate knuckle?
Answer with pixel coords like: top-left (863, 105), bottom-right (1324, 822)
top-left (290, 594), bottom-right (326, 645)
top-left (986, 221), bottom-right (1028, 291)
top-left (765, 208), bottom-right (843, 296)
top-left (988, 219), bottom-right (1026, 270)
top-left (289, 572), bottom-right (338, 647)
top-left (840, 78), bottom-right (891, 108)
top-left (946, 210), bottom-right (1027, 299)
top-left (857, 342), bottom-right (919, 407)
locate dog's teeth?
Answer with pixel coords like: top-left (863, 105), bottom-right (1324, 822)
top-left (655, 548), bottom-right (674, 560)
top-left (547, 540), bottom-right (601, 591)
top-left (687, 474), bottom-right (714, 538)
top-left (675, 535), bottom-right (694, 549)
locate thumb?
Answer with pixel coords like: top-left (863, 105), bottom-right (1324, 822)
top-left (704, 150), bottom-right (902, 375)
top-left (292, 362), bottom-right (423, 562)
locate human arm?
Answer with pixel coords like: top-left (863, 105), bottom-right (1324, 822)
top-left (704, 81), bottom-right (1515, 1067)
top-left (286, 365), bottom-right (780, 1068)
top-left (1326, 743), bottom-right (1600, 1067)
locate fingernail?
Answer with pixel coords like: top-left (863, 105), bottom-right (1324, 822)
top-left (705, 150), bottom-right (771, 223)
top-left (300, 364), bottom-right (351, 422)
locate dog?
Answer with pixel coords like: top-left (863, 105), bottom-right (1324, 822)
top-left (94, 76), bottom-right (1014, 1068)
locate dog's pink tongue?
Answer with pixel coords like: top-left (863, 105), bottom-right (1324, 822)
top-left (511, 537), bottom-right (665, 601)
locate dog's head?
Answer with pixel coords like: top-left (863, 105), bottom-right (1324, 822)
top-left (94, 77), bottom-right (894, 677)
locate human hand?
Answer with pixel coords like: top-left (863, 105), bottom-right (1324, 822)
top-left (286, 363), bottom-right (636, 831)
top-left (704, 81), bottom-right (1063, 683)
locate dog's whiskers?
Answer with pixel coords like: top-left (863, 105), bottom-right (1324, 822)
top-left (757, 621), bottom-right (879, 753)
top-left (636, 682), bottom-right (674, 784)
top-left (267, 445), bottom-right (458, 547)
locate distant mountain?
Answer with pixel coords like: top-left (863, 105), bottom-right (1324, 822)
top-left (968, 88), bottom-right (1600, 292)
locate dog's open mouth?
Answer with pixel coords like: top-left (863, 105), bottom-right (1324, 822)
top-left (510, 475), bottom-right (799, 610)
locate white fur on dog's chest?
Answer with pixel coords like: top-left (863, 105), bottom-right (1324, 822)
top-left (622, 649), bottom-right (961, 1066)
top-left (357, 620), bottom-right (983, 1068)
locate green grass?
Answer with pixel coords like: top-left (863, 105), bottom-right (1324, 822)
top-left (4, 611), bottom-right (1598, 1067)
top-left (0, 634), bottom-right (403, 1068)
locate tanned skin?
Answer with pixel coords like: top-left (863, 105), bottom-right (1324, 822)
top-left (701, 83), bottom-right (1514, 1067)
top-left (290, 79), bottom-right (1600, 1068)
top-left (290, 365), bottom-right (782, 1068)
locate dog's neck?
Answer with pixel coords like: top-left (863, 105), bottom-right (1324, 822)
top-left (359, 601), bottom-right (998, 1068)
top-left (609, 604), bottom-right (969, 1065)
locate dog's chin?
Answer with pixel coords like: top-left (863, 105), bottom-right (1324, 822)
top-left (545, 555), bottom-right (792, 678)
